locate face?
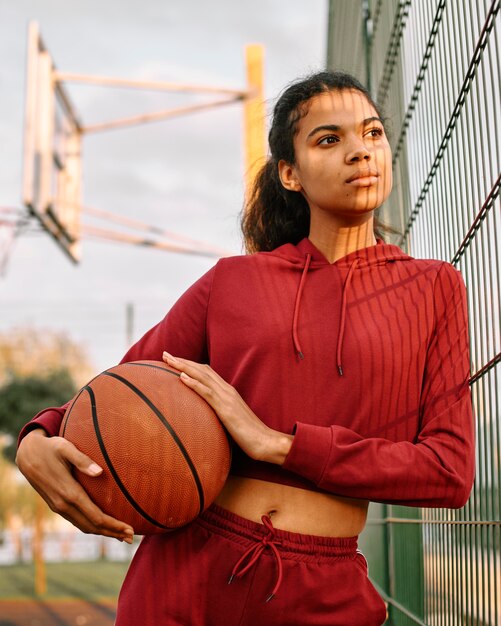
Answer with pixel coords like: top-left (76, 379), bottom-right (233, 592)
top-left (278, 89), bottom-right (392, 221)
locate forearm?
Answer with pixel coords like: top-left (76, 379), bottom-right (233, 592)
top-left (262, 431), bottom-right (294, 465)
top-left (17, 405), bottom-right (68, 446)
top-left (283, 392), bottom-right (475, 508)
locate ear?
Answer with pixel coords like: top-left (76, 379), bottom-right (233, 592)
top-left (278, 159), bottom-right (303, 192)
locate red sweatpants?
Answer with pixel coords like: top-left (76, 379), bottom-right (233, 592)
top-left (116, 504), bottom-right (387, 625)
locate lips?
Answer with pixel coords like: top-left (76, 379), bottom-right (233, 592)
top-left (345, 169), bottom-right (379, 183)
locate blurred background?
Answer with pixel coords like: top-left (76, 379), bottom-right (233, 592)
top-left (0, 1), bottom-right (499, 625)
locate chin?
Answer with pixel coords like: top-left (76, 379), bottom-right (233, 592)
top-left (352, 194), bottom-right (388, 213)
top-left (348, 204), bottom-right (381, 215)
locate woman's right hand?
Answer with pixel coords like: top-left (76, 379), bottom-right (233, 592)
top-left (16, 429), bottom-right (134, 543)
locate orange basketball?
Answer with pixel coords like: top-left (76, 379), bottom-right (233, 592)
top-left (60, 360), bottom-right (231, 535)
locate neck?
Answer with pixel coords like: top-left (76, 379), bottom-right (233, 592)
top-left (308, 214), bottom-right (377, 263)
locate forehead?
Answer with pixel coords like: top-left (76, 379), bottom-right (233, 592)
top-left (296, 90), bottom-right (377, 136)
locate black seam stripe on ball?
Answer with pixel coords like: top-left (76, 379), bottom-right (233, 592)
top-left (85, 385), bottom-right (173, 531)
top-left (116, 362), bottom-right (180, 378)
top-left (101, 371), bottom-right (205, 515)
top-left (61, 386), bottom-right (88, 438)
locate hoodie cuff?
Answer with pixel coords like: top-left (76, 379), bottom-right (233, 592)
top-left (282, 422), bottom-right (333, 485)
top-left (17, 409), bottom-right (64, 447)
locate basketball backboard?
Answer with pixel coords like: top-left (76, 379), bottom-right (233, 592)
top-left (23, 22), bottom-right (82, 262)
top-left (22, 22), bottom-right (265, 264)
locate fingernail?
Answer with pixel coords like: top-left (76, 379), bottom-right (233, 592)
top-left (124, 536), bottom-right (134, 544)
top-left (88, 463), bottom-right (102, 475)
top-left (163, 351), bottom-right (175, 361)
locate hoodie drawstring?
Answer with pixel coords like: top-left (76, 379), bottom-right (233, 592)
top-left (292, 253), bottom-right (312, 360)
top-left (336, 258), bottom-right (360, 376)
top-left (227, 514), bottom-right (283, 602)
top-left (292, 254), bottom-right (361, 376)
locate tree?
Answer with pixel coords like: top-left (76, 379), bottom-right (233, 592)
top-left (0, 445), bottom-right (39, 533)
top-left (0, 444), bottom-right (16, 530)
top-left (0, 327), bottom-right (94, 462)
top-left (0, 369), bottom-right (77, 462)
top-left (0, 327), bottom-right (94, 388)
top-left (0, 329), bottom-right (94, 570)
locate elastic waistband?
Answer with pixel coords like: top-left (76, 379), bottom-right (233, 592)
top-left (196, 504), bottom-right (358, 562)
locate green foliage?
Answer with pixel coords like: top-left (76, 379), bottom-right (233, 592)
top-left (0, 369), bottom-right (77, 463)
top-left (0, 451), bottom-right (40, 531)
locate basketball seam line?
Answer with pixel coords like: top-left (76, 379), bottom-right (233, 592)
top-left (85, 385), bottom-right (173, 530)
top-left (118, 362), bottom-right (180, 377)
top-left (61, 386), bottom-right (87, 438)
top-left (102, 371), bottom-right (205, 515)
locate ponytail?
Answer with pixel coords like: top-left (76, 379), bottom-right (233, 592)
top-left (241, 160), bottom-right (310, 254)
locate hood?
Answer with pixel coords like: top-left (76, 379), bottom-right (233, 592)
top-left (270, 236), bottom-right (413, 268)
top-left (268, 237), bottom-right (413, 375)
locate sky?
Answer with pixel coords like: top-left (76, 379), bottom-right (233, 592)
top-left (0, 0), bottom-right (328, 372)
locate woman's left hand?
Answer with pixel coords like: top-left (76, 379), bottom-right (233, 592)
top-left (162, 352), bottom-right (293, 465)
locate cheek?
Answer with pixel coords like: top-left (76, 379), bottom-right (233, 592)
top-left (376, 148), bottom-right (393, 189)
top-left (376, 170), bottom-right (392, 205)
top-left (382, 166), bottom-right (393, 194)
top-left (299, 158), bottom-right (342, 188)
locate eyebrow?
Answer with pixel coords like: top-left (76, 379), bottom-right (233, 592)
top-left (306, 117), bottom-right (384, 139)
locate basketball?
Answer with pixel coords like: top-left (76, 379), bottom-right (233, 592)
top-left (59, 360), bottom-right (232, 535)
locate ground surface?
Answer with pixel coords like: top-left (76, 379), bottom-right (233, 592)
top-left (0, 598), bottom-right (117, 626)
top-left (0, 561), bottom-right (129, 626)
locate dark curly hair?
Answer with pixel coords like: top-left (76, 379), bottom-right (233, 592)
top-left (241, 71), bottom-right (394, 253)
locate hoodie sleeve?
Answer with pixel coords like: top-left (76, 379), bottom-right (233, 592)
top-left (17, 266), bottom-right (215, 444)
top-left (282, 262), bottom-right (475, 509)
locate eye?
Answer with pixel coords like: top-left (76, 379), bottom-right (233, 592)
top-left (318, 135), bottom-right (339, 145)
top-left (367, 127), bottom-right (384, 138)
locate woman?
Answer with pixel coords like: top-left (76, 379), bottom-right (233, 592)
top-left (17, 71), bottom-right (475, 625)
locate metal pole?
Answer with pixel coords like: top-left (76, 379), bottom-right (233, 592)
top-left (33, 496), bottom-right (47, 596)
top-left (362, 0), bottom-right (373, 93)
top-left (243, 44), bottom-right (266, 199)
top-left (54, 72), bottom-right (247, 97)
top-left (82, 97), bottom-right (243, 134)
top-left (126, 302), bottom-right (134, 349)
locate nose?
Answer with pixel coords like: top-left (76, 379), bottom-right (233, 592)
top-left (345, 140), bottom-right (371, 163)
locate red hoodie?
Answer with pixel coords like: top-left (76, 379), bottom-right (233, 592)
top-left (20, 238), bottom-right (475, 508)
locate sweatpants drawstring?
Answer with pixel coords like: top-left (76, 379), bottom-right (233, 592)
top-left (227, 515), bottom-right (283, 602)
